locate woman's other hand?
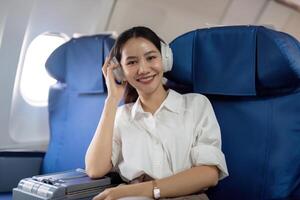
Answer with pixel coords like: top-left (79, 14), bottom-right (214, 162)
top-left (92, 185), bottom-right (127, 200)
top-left (92, 183), bottom-right (153, 200)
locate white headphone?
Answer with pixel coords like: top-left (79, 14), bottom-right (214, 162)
top-left (160, 41), bottom-right (173, 72)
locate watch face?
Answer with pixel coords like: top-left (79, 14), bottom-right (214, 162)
top-left (154, 188), bottom-right (160, 199)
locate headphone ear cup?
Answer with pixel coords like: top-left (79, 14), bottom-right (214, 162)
top-left (160, 41), bottom-right (173, 72)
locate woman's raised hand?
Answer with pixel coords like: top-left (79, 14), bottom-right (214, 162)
top-left (102, 57), bottom-right (126, 103)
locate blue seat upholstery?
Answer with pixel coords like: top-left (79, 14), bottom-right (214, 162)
top-left (0, 34), bottom-right (114, 200)
top-left (0, 192), bottom-right (12, 200)
top-left (43, 34), bottom-right (114, 173)
top-left (167, 26), bottom-right (300, 200)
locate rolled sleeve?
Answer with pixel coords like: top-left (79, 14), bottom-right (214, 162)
top-left (191, 96), bottom-right (229, 180)
top-left (191, 144), bottom-right (228, 180)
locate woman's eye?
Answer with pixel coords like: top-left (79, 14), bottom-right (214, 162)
top-left (127, 60), bottom-right (137, 65)
top-left (147, 56), bottom-right (156, 61)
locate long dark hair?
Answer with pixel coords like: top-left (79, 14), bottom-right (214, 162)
top-left (110, 26), bottom-right (165, 104)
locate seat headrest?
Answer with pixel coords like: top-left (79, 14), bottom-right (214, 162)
top-left (257, 27), bottom-right (300, 95)
top-left (168, 26), bottom-right (300, 96)
top-left (45, 34), bottom-right (115, 93)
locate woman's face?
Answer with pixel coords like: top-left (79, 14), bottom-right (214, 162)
top-left (120, 37), bottom-right (164, 96)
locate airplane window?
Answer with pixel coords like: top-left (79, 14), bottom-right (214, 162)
top-left (20, 33), bottom-right (69, 106)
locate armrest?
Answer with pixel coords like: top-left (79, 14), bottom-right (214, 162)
top-left (0, 150), bottom-right (45, 192)
top-left (12, 168), bottom-right (125, 199)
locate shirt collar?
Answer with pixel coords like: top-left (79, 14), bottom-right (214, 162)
top-left (131, 98), bottom-right (143, 119)
top-left (163, 89), bottom-right (183, 114)
top-left (131, 89), bottom-right (183, 119)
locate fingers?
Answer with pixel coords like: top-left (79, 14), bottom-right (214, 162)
top-left (102, 56), bottom-right (110, 79)
top-left (92, 191), bottom-right (105, 200)
top-left (106, 63), bottom-right (114, 81)
top-left (102, 56), bottom-right (119, 82)
top-left (92, 188), bottom-right (114, 200)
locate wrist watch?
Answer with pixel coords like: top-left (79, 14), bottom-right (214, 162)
top-left (152, 180), bottom-right (160, 199)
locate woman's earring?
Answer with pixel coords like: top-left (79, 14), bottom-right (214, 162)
top-left (121, 80), bottom-right (127, 85)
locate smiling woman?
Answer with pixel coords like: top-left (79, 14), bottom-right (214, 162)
top-left (120, 37), bottom-right (167, 107)
top-left (1, 1), bottom-right (300, 200)
top-left (109, 27), bottom-right (173, 104)
top-left (85, 26), bottom-right (228, 200)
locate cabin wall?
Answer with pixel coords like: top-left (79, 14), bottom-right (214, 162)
top-left (107, 0), bottom-right (300, 42)
top-left (0, 0), bottom-right (113, 149)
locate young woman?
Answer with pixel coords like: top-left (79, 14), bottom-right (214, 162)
top-left (85, 26), bottom-right (228, 200)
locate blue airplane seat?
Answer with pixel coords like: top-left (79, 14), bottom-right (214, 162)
top-left (167, 25), bottom-right (300, 200)
top-left (0, 34), bottom-right (114, 200)
top-left (43, 34), bottom-right (115, 173)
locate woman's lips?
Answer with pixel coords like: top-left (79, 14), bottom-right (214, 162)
top-left (136, 74), bottom-right (156, 84)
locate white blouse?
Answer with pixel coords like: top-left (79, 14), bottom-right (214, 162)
top-left (111, 89), bottom-right (228, 182)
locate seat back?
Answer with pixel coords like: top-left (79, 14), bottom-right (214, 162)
top-left (168, 26), bottom-right (300, 200)
top-left (43, 34), bottom-right (114, 173)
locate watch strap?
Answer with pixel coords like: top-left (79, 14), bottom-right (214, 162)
top-left (152, 180), bottom-right (160, 199)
